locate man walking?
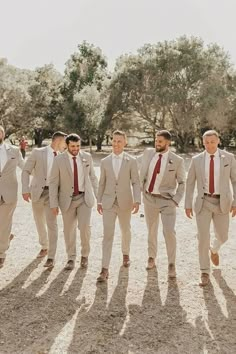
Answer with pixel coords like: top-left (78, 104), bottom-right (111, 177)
top-left (22, 131), bottom-right (67, 267)
top-left (140, 130), bottom-right (185, 278)
top-left (0, 126), bottom-right (24, 268)
top-left (49, 133), bottom-right (98, 270)
top-left (96, 130), bottom-right (141, 282)
top-left (185, 130), bottom-right (236, 286)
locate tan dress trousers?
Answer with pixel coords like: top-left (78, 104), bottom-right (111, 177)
top-left (0, 198), bottom-right (17, 258)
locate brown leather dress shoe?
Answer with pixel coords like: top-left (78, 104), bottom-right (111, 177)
top-left (199, 273), bottom-right (210, 287)
top-left (0, 258), bottom-right (5, 268)
top-left (123, 255), bottom-right (130, 267)
top-left (80, 256), bottom-right (88, 268)
top-left (64, 260), bottom-right (75, 271)
top-left (210, 250), bottom-right (219, 266)
top-left (97, 268), bottom-right (109, 282)
top-left (37, 249), bottom-right (48, 258)
top-left (168, 263), bottom-right (176, 278)
top-left (146, 257), bottom-right (155, 270)
top-left (44, 258), bottom-right (54, 268)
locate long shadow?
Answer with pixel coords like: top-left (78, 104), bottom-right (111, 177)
top-left (125, 270), bottom-right (208, 353)
top-left (69, 266), bottom-right (129, 354)
top-left (202, 270), bottom-right (236, 353)
top-left (0, 260), bottom-right (87, 354)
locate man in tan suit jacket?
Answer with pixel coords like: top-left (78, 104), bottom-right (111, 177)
top-left (0, 126), bottom-right (24, 268)
top-left (49, 133), bottom-right (98, 270)
top-left (97, 130), bottom-right (141, 282)
top-left (140, 130), bottom-right (185, 278)
top-left (185, 130), bottom-right (236, 286)
top-left (22, 131), bottom-right (67, 267)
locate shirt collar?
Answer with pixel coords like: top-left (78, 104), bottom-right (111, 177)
top-left (112, 151), bottom-right (124, 159)
top-left (206, 149), bottom-right (219, 158)
top-left (0, 143), bottom-right (5, 151)
top-left (156, 150), bottom-right (169, 158)
top-left (67, 151), bottom-right (79, 159)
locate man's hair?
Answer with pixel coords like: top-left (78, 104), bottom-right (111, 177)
top-left (156, 130), bottom-right (172, 141)
top-left (65, 133), bottom-right (81, 145)
top-left (52, 131), bottom-right (67, 141)
top-left (112, 129), bottom-right (127, 139)
top-left (0, 125), bottom-right (5, 134)
top-left (203, 130), bottom-right (219, 138)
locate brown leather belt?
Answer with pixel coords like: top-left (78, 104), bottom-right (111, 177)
top-left (73, 192), bottom-right (84, 196)
top-left (146, 192), bottom-right (168, 199)
top-left (204, 193), bottom-right (220, 199)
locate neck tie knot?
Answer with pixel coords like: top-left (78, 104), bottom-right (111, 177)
top-left (53, 151), bottom-right (57, 157)
top-left (210, 155), bottom-right (214, 159)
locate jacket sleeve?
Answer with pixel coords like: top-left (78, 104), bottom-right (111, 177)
top-left (172, 157), bottom-right (186, 205)
top-left (49, 159), bottom-right (60, 208)
top-left (184, 158), bottom-right (196, 209)
top-left (97, 160), bottom-right (106, 204)
top-left (21, 149), bottom-right (37, 194)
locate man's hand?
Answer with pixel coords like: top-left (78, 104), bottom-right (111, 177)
top-left (22, 193), bottom-right (31, 202)
top-left (97, 204), bottom-right (103, 215)
top-left (185, 208), bottom-right (193, 219)
top-left (51, 207), bottom-right (59, 216)
top-left (132, 202), bottom-right (139, 214)
top-left (230, 206), bottom-right (236, 217)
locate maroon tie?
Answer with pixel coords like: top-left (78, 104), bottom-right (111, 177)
top-left (53, 151), bottom-right (57, 157)
top-left (209, 155), bottom-right (215, 195)
top-left (72, 156), bottom-right (79, 195)
top-left (148, 154), bottom-right (163, 193)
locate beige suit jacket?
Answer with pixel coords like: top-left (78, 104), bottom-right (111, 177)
top-left (185, 149), bottom-right (236, 214)
top-left (49, 151), bottom-right (98, 212)
top-left (0, 144), bottom-right (24, 203)
top-left (97, 152), bottom-right (141, 210)
top-left (21, 147), bottom-right (49, 202)
top-left (139, 148), bottom-right (185, 205)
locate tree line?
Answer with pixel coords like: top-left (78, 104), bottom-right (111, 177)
top-left (1, 36), bottom-right (236, 151)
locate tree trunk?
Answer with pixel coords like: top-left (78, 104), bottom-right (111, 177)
top-left (89, 137), bottom-right (92, 153)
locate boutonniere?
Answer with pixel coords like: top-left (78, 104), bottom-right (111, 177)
top-left (82, 158), bottom-right (87, 163)
top-left (124, 156), bottom-right (130, 161)
top-left (220, 155), bottom-right (225, 159)
top-left (168, 159), bottom-right (173, 164)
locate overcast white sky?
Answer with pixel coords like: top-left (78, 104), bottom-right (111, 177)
top-left (1, 0), bottom-right (236, 72)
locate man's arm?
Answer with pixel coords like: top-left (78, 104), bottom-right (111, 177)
top-left (230, 154), bottom-right (236, 216)
top-left (21, 149), bottom-right (37, 198)
top-left (49, 159), bottom-right (60, 210)
top-left (184, 158), bottom-right (196, 218)
top-left (89, 155), bottom-right (98, 198)
top-left (131, 158), bottom-right (141, 205)
top-left (172, 158), bottom-right (186, 205)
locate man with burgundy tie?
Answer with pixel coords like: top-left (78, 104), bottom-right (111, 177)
top-left (96, 130), bottom-right (141, 282)
top-left (140, 130), bottom-right (185, 278)
top-left (49, 133), bottom-right (98, 270)
top-left (22, 131), bottom-right (67, 268)
top-left (185, 130), bottom-right (236, 286)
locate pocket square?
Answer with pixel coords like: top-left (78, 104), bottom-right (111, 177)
top-left (168, 169), bottom-right (175, 172)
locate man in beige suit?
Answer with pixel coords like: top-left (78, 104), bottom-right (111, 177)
top-left (22, 131), bottom-right (67, 267)
top-left (185, 130), bottom-right (236, 286)
top-left (140, 130), bottom-right (185, 278)
top-left (49, 133), bottom-right (98, 270)
top-left (0, 126), bottom-right (24, 268)
top-left (97, 130), bottom-right (141, 282)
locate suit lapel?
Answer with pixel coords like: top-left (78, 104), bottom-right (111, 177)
top-left (199, 151), bottom-right (205, 186)
top-left (219, 149), bottom-right (226, 184)
top-left (42, 147), bottom-right (48, 177)
top-left (64, 153), bottom-right (73, 180)
top-left (117, 153), bottom-right (129, 180)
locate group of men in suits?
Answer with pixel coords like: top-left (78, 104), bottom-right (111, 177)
top-left (0, 126), bottom-right (236, 287)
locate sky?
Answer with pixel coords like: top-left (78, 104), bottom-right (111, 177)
top-left (1, 0), bottom-right (236, 73)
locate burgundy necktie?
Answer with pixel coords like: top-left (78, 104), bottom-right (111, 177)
top-left (148, 154), bottom-right (163, 193)
top-left (53, 151), bottom-right (57, 157)
top-left (72, 156), bottom-right (79, 195)
top-left (209, 155), bottom-right (215, 195)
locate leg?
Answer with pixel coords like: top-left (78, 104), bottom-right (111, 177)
top-left (102, 206), bottom-right (117, 269)
top-left (117, 208), bottom-right (132, 256)
top-left (212, 208), bottom-right (229, 254)
top-left (62, 202), bottom-right (77, 261)
top-left (144, 201), bottom-right (159, 259)
top-left (195, 201), bottom-right (213, 274)
top-left (0, 202), bottom-right (16, 259)
top-left (160, 200), bottom-right (177, 265)
top-left (32, 198), bottom-right (48, 250)
top-left (45, 199), bottom-right (58, 259)
top-left (77, 198), bottom-right (92, 258)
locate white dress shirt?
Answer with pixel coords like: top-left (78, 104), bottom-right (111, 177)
top-left (112, 151), bottom-right (124, 179)
top-left (146, 150), bottom-right (169, 194)
top-left (67, 152), bottom-right (85, 192)
top-left (46, 145), bottom-right (57, 185)
top-left (0, 143), bottom-right (7, 172)
top-left (204, 149), bottom-right (220, 195)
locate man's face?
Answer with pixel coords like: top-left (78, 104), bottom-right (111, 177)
top-left (112, 134), bottom-right (126, 155)
top-left (203, 135), bottom-right (219, 154)
top-left (155, 136), bottom-right (170, 153)
top-left (67, 140), bottom-right (81, 156)
top-left (57, 137), bottom-right (67, 152)
top-left (0, 130), bottom-right (5, 144)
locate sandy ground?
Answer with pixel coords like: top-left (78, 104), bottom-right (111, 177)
top-left (0, 152), bottom-right (236, 354)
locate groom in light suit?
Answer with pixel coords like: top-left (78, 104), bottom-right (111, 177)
top-left (140, 130), bottom-right (185, 278)
top-left (0, 125), bottom-right (24, 268)
top-left (97, 130), bottom-right (141, 282)
top-left (49, 133), bottom-right (98, 270)
top-left (185, 130), bottom-right (236, 286)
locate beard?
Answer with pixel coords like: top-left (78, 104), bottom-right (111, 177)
top-left (0, 138), bottom-right (3, 144)
top-left (156, 145), bottom-right (167, 152)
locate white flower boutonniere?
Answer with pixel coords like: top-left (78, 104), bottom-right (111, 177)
top-left (168, 159), bottom-right (173, 164)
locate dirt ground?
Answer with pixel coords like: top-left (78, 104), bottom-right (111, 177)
top-left (0, 152), bottom-right (236, 354)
